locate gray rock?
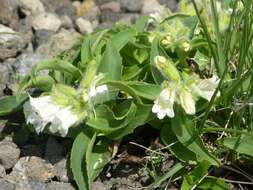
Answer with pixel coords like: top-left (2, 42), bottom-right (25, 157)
top-left (0, 24), bottom-right (28, 60)
top-left (36, 29), bottom-right (82, 57)
top-left (46, 182), bottom-right (75, 190)
top-left (76, 18), bottom-right (93, 34)
top-left (92, 181), bottom-right (107, 190)
top-left (41, 0), bottom-right (75, 18)
top-left (17, 17), bottom-right (33, 33)
top-left (9, 156), bottom-right (55, 183)
top-left (20, 0), bottom-right (45, 16)
top-left (0, 137), bottom-right (20, 169)
top-left (81, 5), bottom-right (100, 21)
top-left (34, 29), bottom-right (55, 48)
top-left (32, 13), bottom-right (62, 32)
top-left (141, 0), bottom-right (164, 14)
top-left (0, 164), bottom-right (6, 178)
top-left (119, 0), bottom-right (143, 12)
top-left (0, 120), bottom-right (7, 133)
top-left (100, 1), bottom-right (121, 13)
top-left (0, 179), bottom-right (15, 190)
top-left (158, 0), bottom-right (178, 11)
top-left (54, 158), bottom-right (71, 182)
top-left (60, 15), bottom-right (74, 29)
top-left (0, 0), bottom-right (19, 29)
top-left (28, 180), bottom-right (47, 190)
top-left (14, 53), bottom-right (49, 77)
top-left (0, 59), bottom-right (16, 97)
top-left (45, 137), bottom-right (63, 163)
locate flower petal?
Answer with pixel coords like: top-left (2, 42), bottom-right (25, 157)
top-left (180, 88), bottom-right (196, 115)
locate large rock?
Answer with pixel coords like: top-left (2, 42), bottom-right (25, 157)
top-left (20, 0), bottom-right (45, 16)
top-left (0, 164), bottom-right (6, 178)
top-left (0, 25), bottom-right (28, 60)
top-left (32, 12), bottom-right (62, 32)
top-left (47, 182), bottom-right (75, 190)
top-left (36, 29), bottom-right (82, 57)
top-left (8, 156), bottom-right (55, 183)
top-left (0, 137), bottom-right (20, 169)
top-left (0, 0), bottom-right (19, 29)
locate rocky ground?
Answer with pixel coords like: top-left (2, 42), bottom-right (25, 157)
top-left (0, 0), bottom-right (178, 189)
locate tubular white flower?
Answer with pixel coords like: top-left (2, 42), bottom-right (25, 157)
top-left (192, 75), bottom-right (220, 101)
top-left (23, 95), bottom-right (78, 137)
top-left (179, 88), bottom-right (196, 115)
top-left (152, 88), bottom-right (176, 119)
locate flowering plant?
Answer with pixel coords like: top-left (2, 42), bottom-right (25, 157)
top-left (1, 0), bottom-right (253, 189)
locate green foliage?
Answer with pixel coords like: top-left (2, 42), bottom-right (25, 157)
top-left (2, 0), bottom-right (253, 189)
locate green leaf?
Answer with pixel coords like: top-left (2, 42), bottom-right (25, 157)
top-left (86, 134), bottom-right (111, 189)
top-left (111, 29), bottom-right (135, 50)
top-left (198, 178), bottom-right (230, 190)
top-left (133, 16), bottom-right (149, 32)
top-left (0, 94), bottom-right (28, 116)
top-left (194, 51), bottom-right (210, 71)
top-left (150, 37), bottom-right (165, 84)
top-left (70, 129), bottom-right (93, 190)
top-left (126, 81), bottom-right (161, 100)
top-left (32, 59), bottom-right (82, 78)
top-left (24, 76), bottom-right (55, 91)
top-left (148, 163), bottom-right (184, 189)
top-left (171, 112), bottom-right (220, 166)
top-left (181, 161), bottom-right (211, 190)
top-left (219, 135), bottom-right (253, 157)
top-left (98, 41), bottom-right (122, 80)
top-left (161, 125), bottom-right (197, 163)
top-left (108, 104), bottom-right (154, 140)
top-left (87, 102), bottom-right (137, 134)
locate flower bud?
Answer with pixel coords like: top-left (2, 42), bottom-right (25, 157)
top-left (154, 56), bottom-right (181, 81)
top-left (179, 88), bottom-right (195, 115)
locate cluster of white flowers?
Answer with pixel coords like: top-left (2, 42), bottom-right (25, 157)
top-left (152, 56), bottom-right (220, 119)
top-left (24, 96), bottom-right (78, 137)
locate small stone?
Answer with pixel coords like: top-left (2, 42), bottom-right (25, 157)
top-left (60, 15), bottom-right (74, 29)
top-left (76, 18), bottom-right (93, 34)
top-left (100, 2), bottom-right (121, 13)
top-left (0, 0), bottom-right (19, 29)
top-left (0, 137), bottom-right (20, 169)
top-left (20, 0), bottom-right (45, 16)
top-left (10, 156), bottom-right (55, 182)
top-left (17, 17), bottom-right (33, 33)
top-left (54, 159), bottom-right (71, 182)
top-left (119, 0), bottom-right (143, 12)
top-left (92, 181), bottom-right (107, 190)
top-left (0, 24), bottom-right (28, 60)
top-left (36, 29), bottom-right (82, 57)
top-left (0, 120), bottom-right (7, 133)
top-left (34, 29), bottom-right (55, 48)
top-left (46, 182), bottom-right (75, 190)
top-left (158, 0), bottom-right (178, 11)
top-left (41, 0), bottom-right (74, 17)
top-left (81, 5), bottom-right (100, 21)
top-left (141, 0), bottom-right (164, 14)
top-left (32, 12), bottom-right (62, 32)
top-left (0, 164), bottom-right (6, 178)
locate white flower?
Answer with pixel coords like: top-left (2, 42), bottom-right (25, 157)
top-left (24, 95), bottom-right (78, 136)
top-left (192, 75), bottom-right (220, 101)
top-left (179, 88), bottom-right (196, 115)
top-left (89, 84), bottom-right (108, 97)
top-left (49, 106), bottom-right (78, 137)
top-left (152, 88), bottom-right (176, 119)
top-left (152, 75), bottom-right (220, 119)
